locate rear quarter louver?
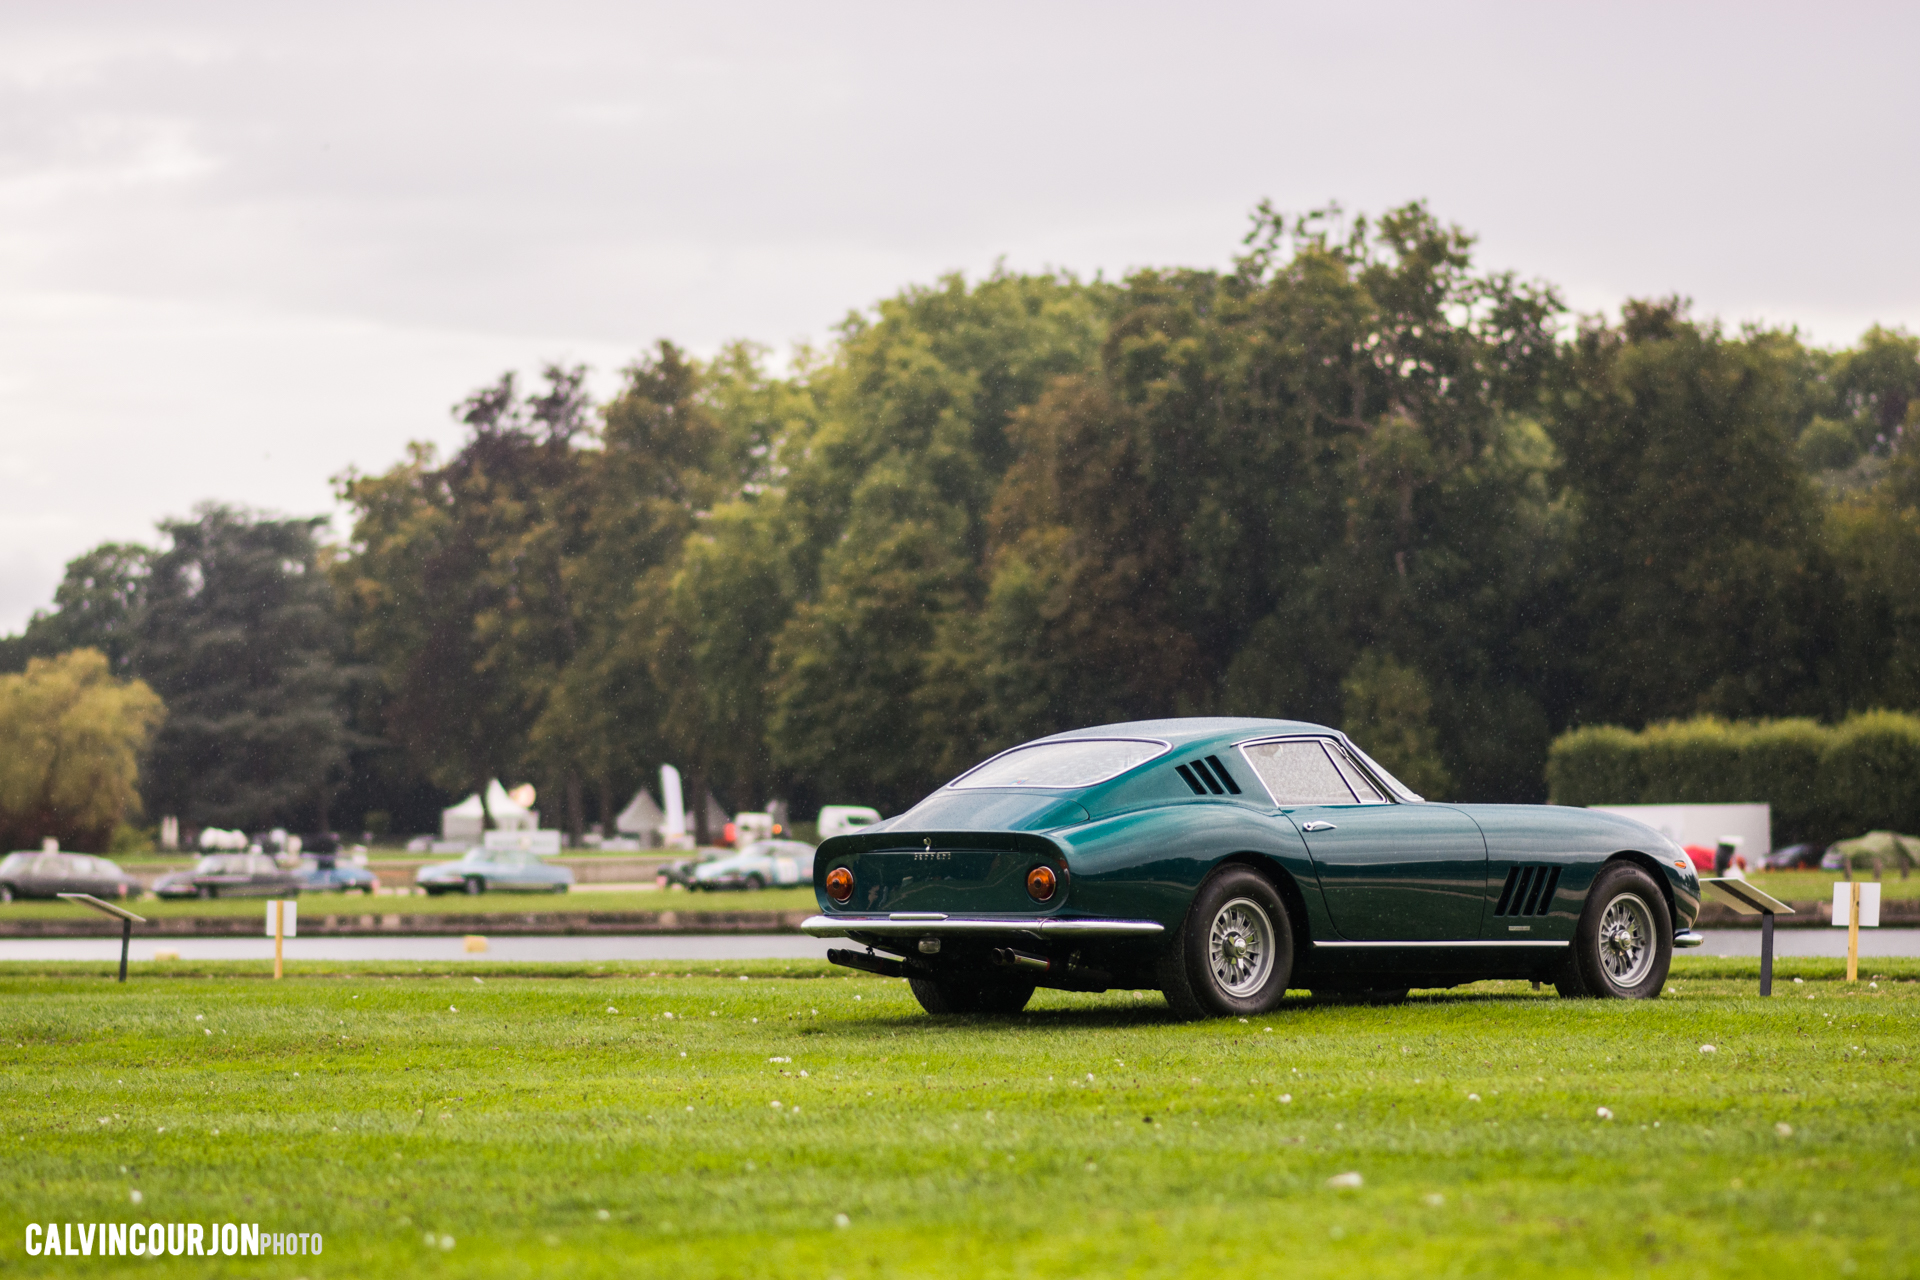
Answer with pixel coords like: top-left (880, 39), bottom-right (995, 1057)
top-left (1175, 755), bottom-right (1243, 796)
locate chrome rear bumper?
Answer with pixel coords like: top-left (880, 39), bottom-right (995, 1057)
top-left (801, 914), bottom-right (1164, 938)
top-left (1673, 930), bottom-right (1706, 949)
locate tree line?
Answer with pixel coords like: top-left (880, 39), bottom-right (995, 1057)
top-left (4, 202), bottom-right (1918, 848)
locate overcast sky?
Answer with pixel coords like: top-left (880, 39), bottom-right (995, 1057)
top-left (3, 1), bottom-right (1916, 631)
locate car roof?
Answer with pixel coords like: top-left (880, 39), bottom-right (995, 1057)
top-left (1024, 717), bottom-right (1336, 752)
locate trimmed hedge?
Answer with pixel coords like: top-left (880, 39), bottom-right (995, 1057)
top-left (1546, 711), bottom-right (1920, 845)
top-left (1821, 711), bottom-right (1920, 836)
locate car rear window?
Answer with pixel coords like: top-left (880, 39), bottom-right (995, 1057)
top-left (1239, 740), bottom-right (1361, 805)
top-left (951, 739), bottom-right (1169, 790)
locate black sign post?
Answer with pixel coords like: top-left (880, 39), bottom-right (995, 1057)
top-left (57, 893), bottom-right (147, 983)
top-left (1702, 879), bottom-right (1794, 995)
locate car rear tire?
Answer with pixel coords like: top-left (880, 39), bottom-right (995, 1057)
top-left (0, 884), bottom-right (12, 903)
top-left (1159, 865), bottom-right (1294, 1019)
top-left (908, 975), bottom-right (1035, 1015)
top-left (1555, 862), bottom-right (1672, 999)
top-left (463, 877), bottom-right (485, 896)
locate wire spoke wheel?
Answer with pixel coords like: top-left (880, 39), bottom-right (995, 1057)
top-left (1207, 897), bottom-right (1275, 998)
top-left (1597, 891), bottom-right (1655, 987)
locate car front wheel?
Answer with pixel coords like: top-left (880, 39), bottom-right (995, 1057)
top-left (1159, 866), bottom-right (1294, 1019)
top-left (1556, 862), bottom-right (1672, 999)
top-left (462, 877), bottom-right (485, 896)
top-left (0, 884), bottom-right (12, 903)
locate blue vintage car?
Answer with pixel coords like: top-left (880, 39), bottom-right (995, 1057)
top-left (294, 857), bottom-right (379, 894)
top-left (416, 848), bottom-right (573, 895)
top-left (803, 718), bottom-right (1703, 1018)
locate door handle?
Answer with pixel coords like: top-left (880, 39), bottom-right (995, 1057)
top-left (1300, 821), bottom-right (1337, 832)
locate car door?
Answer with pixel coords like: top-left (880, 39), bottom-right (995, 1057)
top-left (36, 854), bottom-right (79, 896)
top-left (1239, 737), bottom-right (1487, 941)
top-left (78, 856), bottom-right (123, 898)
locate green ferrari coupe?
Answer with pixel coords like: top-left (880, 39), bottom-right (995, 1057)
top-left (803, 718), bottom-right (1703, 1018)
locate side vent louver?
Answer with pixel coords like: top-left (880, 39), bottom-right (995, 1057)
top-left (1202, 755), bottom-right (1243, 794)
top-left (1175, 756), bottom-right (1243, 797)
top-left (1493, 865), bottom-right (1563, 917)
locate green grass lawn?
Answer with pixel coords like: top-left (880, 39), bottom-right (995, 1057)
top-left (2, 957), bottom-right (1916, 1278)
top-left (0, 887), bottom-right (819, 922)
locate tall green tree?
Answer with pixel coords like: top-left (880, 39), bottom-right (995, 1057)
top-left (978, 204), bottom-right (1565, 798)
top-left (1549, 300), bottom-right (1839, 726)
top-left (764, 270), bottom-right (1113, 808)
top-left (0, 544), bottom-right (152, 678)
top-left (532, 343), bottom-right (733, 838)
top-left (137, 505), bottom-right (354, 831)
top-left (335, 367), bottom-right (590, 826)
top-left (1824, 428), bottom-right (1920, 711)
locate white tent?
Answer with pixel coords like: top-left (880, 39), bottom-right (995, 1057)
top-left (615, 788), bottom-right (666, 839)
top-left (654, 765), bottom-right (734, 848)
top-left (441, 780), bottom-right (538, 840)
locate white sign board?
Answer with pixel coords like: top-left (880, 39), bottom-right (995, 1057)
top-left (1832, 882), bottom-right (1881, 928)
top-left (1588, 803), bottom-right (1772, 856)
top-left (264, 900), bottom-right (298, 938)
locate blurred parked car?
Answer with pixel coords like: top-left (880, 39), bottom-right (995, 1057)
top-left (0, 851), bottom-right (139, 902)
top-left (657, 851), bottom-right (714, 888)
top-left (416, 848), bottom-right (573, 895)
top-left (816, 805), bottom-right (882, 840)
top-left (295, 856), bottom-right (378, 894)
top-left (153, 853), bottom-right (303, 899)
top-left (692, 839), bottom-right (817, 891)
top-left (1758, 843), bottom-right (1824, 871)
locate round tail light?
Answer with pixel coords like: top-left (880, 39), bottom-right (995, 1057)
top-left (825, 866), bottom-right (854, 904)
top-left (1026, 865), bottom-right (1058, 902)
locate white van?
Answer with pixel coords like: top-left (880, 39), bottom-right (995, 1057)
top-left (816, 805), bottom-right (883, 840)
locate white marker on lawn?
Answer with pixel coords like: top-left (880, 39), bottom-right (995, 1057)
top-left (265, 899), bottom-right (298, 979)
top-left (1831, 882), bottom-right (1880, 983)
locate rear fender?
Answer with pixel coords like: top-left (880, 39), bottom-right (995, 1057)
top-left (1056, 805), bottom-right (1334, 938)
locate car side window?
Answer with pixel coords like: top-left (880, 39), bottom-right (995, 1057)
top-left (1323, 745), bottom-right (1387, 804)
top-left (1238, 740), bottom-right (1360, 805)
